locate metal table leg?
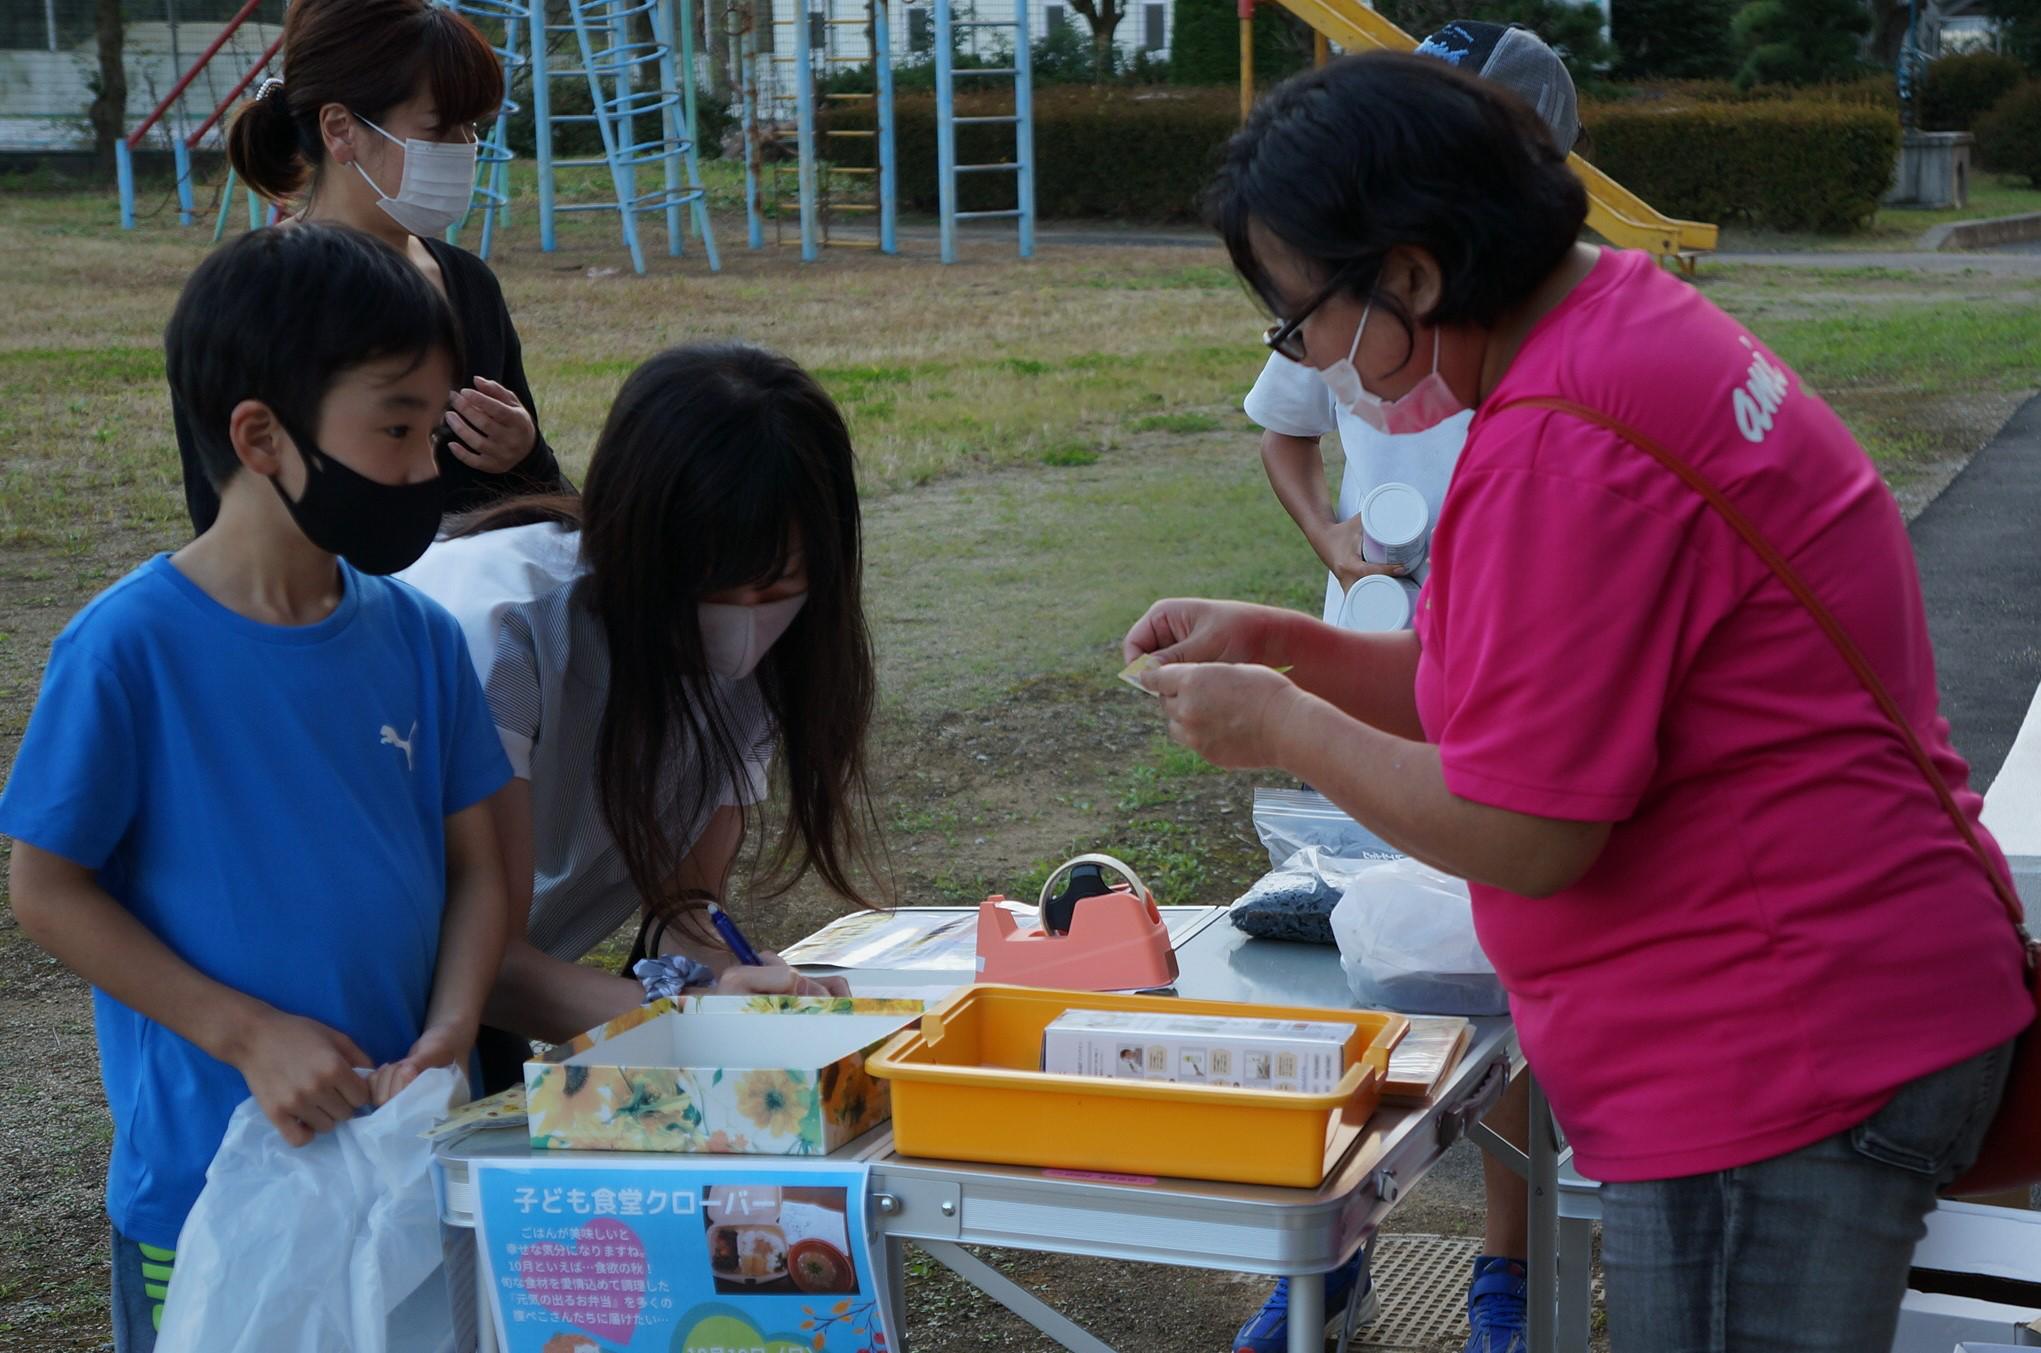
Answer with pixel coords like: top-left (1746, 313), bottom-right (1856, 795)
top-left (916, 1239), bottom-right (1117, 1353)
top-left (1286, 1271), bottom-right (1325, 1353)
top-left (1556, 1213), bottom-right (1594, 1351)
top-left (1526, 1077), bottom-right (1561, 1353)
top-left (885, 1236), bottom-right (910, 1353)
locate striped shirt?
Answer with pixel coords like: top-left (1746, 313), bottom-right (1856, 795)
top-left (398, 524), bottom-right (772, 960)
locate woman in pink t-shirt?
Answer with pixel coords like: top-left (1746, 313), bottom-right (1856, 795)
top-left (1124, 53), bottom-right (2030, 1352)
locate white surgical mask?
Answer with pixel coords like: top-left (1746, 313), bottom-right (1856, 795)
top-left (699, 594), bottom-right (808, 680)
top-left (1318, 302), bottom-right (1468, 436)
top-left (351, 113), bottom-right (478, 237)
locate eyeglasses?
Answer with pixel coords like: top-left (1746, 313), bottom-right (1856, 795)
top-left (1261, 265), bottom-right (1366, 363)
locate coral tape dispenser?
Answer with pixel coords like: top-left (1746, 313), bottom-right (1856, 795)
top-left (974, 853), bottom-right (1180, 991)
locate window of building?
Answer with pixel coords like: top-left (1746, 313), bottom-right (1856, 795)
top-left (1142, 0), bottom-right (1165, 51)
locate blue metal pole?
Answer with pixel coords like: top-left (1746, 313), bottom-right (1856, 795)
top-left (669, 2), bottom-right (722, 268)
top-left (1012, 0), bottom-right (1033, 258)
top-left (532, 0), bottom-right (557, 251)
top-left (497, 9), bottom-right (521, 232)
top-left (611, 1), bottom-right (636, 252)
top-left (795, 0), bottom-right (819, 260)
top-left (874, 0), bottom-right (896, 254)
top-left (173, 141), bottom-right (194, 226)
top-left (741, 20), bottom-right (765, 248)
top-left (571, 0), bottom-right (650, 272)
top-left (658, 0), bottom-right (686, 255)
top-left (116, 140), bottom-right (136, 230)
top-left (677, 0), bottom-right (698, 245)
top-left (934, 0), bottom-right (957, 263)
top-left (213, 165), bottom-right (237, 241)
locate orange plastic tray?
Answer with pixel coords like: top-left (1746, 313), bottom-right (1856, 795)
top-left (866, 985), bottom-right (1408, 1188)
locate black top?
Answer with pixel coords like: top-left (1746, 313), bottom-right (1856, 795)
top-left (175, 236), bottom-right (567, 534)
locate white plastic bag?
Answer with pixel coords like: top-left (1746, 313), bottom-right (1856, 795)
top-left (1330, 857), bottom-right (1510, 1015)
top-left (156, 1065), bottom-right (466, 1353)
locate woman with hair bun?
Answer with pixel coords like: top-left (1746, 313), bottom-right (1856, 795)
top-left (175, 0), bottom-right (566, 535)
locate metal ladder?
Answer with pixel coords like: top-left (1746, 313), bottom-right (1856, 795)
top-left (933, 0), bottom-right (1034, 263)
top-left (764, 0), bottom-right (897, 259)
top-left (528, 0), bottom-right (719, 274)
top-left (816, 0), bottom-right (897, 253)
top-left (444, 0), bottom-right (529, 261)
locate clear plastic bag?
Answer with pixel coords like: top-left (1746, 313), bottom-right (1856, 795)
top-left (1231, 790), bottom-right (1403, 944)
top-left (1252, 787), bottom-right (1400, 865)
top-left (155, 1065), bottom-right (466, 1353)
top-left (1330, 857), bottom-right (1510, 1014)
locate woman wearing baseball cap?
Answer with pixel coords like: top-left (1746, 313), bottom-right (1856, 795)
top-left (1233, 24), bottom-right (1577, 1353)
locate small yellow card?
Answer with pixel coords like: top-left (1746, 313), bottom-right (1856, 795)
top-left (423, 1084), bottom-right (527, 1141)
top-left (1118, 653), bottom-right (1161, 695)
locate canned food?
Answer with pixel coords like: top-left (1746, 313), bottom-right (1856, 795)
top-left (1360, 482), bottom-right (1430, 570)
top-left (1338, 574), bottom-right (1420, 632)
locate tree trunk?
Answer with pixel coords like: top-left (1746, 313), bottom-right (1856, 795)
top-left (89, 0), bottom-right (126, 179)
top-left (1088, 8), bottom-right (1121, 81)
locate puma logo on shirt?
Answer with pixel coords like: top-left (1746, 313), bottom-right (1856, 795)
top-left (380, 721), bottom-right (418, 771)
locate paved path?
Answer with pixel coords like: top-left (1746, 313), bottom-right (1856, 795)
top-left (1911, 392), bottom-right (2041, 788)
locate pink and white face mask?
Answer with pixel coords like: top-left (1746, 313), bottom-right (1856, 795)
top-left (1317, 302), bottom-right (1468, 436)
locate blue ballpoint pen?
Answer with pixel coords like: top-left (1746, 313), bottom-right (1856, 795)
top-left (705, 901), bottom-right (764, 967)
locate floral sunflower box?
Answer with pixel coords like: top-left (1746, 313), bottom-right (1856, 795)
top-left (524, 998), bottom-right (920, 1156)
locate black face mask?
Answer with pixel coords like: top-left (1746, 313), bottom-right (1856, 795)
top-left (270, 421), bottom-right (444, 575)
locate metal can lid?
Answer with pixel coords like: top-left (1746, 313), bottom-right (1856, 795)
top-left (1339, 574), bottom-right (1414, 632)
top-left (1360, 482), bottom-right (1429, 549)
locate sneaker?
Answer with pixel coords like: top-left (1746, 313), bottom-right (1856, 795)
top-left (1233, 1243), bottom-right (1379, 1352)
top-left (1461, 1255), bottom-right (1528, 1353)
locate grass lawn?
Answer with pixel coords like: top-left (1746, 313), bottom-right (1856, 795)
top-left (0, 173), bottom-right (2037, 1350)
top-left (1717, 169), bottom-right (2041, 252)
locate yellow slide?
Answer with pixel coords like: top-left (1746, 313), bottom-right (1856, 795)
top-left (1267, 0), bottom-right (1719, 262)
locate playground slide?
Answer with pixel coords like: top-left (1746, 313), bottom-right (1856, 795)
top-left (1267, 0), bottom-right (1720, 260)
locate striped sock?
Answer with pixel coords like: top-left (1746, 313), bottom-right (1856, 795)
top-left (138, 1243), bottom-right (175, 1332)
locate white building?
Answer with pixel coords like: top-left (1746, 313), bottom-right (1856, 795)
top-left (1, 12), bottom-right (285, 156)
top-left (754, 0), bottom-right (1172, 75)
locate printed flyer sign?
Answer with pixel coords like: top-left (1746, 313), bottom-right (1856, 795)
top-left (474, 1159), bottom-right (891, 1353)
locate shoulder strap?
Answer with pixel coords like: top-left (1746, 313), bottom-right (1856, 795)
top-left (1492, 396), bottom-right (2032, 952)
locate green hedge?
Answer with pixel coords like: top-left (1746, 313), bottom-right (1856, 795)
top-left (1604, 75), bottom-right (1896, 106)
top-left (829, 86), bottom-right (1240, 220)
top-left (1582, 97), bottom-right (1898, 230)
top-left (1977, 82), bottom-right (2041, 186)
top-left (831, 85), bottom-right (1898, 231)
top-left (1919, 53), bottom-right (2028, 132)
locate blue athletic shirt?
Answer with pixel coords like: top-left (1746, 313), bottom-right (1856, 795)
top-left (0, 554), bottom-right (510, 1247)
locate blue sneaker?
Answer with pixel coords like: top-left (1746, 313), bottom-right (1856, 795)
top-left (1233, 1244), bottom-right (1378, 1352)
top-left (1462, 1255), bottom-right (1528, 1353)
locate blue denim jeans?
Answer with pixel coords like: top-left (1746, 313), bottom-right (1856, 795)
top-left (110, 1226), bottom-right (174, 1353)
top-left (1600, 1039), bottom-right (2015, 1353)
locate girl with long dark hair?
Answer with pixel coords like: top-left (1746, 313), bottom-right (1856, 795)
top-left (176, 0), bottom-right (566, 535)
top-left (399, 343), bottom-right (879, 1084)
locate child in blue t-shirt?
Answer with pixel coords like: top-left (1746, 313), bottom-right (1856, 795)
top-left (0, 224), bottom-right (512, 1351)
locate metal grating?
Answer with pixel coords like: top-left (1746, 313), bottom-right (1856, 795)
top-left (1349, 1234), bottom-right (1482, 1351)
